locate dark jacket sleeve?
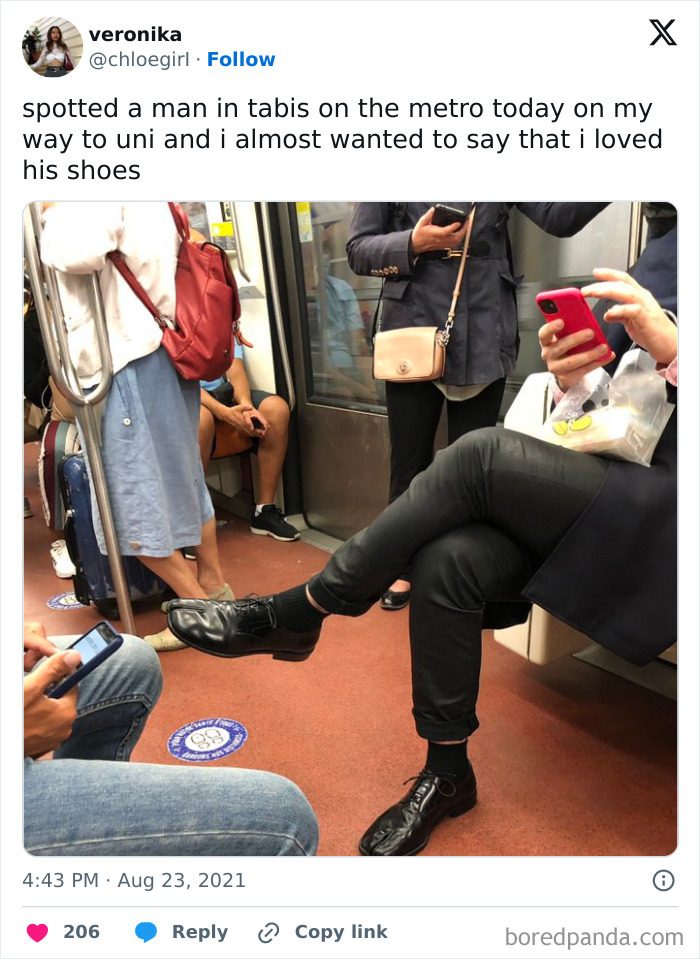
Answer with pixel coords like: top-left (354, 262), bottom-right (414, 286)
top-left (515, 202), bottom-right (610, 237)
top-left (346, 203), bottom-right (415, 278)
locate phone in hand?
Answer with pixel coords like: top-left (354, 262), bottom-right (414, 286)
top-left (536, 288), bottom-right (613, 361)
top-left (432, 204), bottom-right (468, 228)
top-left (250, 416), bottom-right (264, 431)
top-left (47, 621), bottom-right (123, 699)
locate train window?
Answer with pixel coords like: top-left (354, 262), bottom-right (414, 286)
top-left (295, 202), bottom-right (386, 412)
top-left (502, 202), bottom-right (634, 417)
top-left (290, 202), bottom-right (636, 419)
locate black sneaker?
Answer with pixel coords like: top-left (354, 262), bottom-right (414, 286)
top-left (251, 505), bottom-right (300, 541)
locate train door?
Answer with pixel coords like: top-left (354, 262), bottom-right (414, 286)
top-left (272, 202), bottom-right (639, 541)
top-left (275, 203), bottom-right (389, 540)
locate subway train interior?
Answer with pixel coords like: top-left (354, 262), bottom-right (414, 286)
top-left (23, 201), bottom-right (676, 856)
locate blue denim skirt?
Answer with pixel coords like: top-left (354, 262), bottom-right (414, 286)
top-left (92, 347), bottom-right (214, 557)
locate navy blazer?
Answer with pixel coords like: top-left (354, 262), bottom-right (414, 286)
top-left (524, 396), bottom-right (676, 665)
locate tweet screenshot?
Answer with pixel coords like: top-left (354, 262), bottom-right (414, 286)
top-left (2, 0), bottom-right (697, 956)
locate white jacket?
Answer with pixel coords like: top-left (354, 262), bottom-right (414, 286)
top-left (40, 203), bottom-right (180, 387)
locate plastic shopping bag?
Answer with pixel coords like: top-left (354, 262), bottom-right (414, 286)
top-left (541, 349), bottom-right (674, 466)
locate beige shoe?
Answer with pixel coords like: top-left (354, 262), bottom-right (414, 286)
top-left (209, 582), bottom-right (235, 602)
top-left (143, 629), bottom-right (187, 652)
top-left (160, 583), bottom-right (235, 614)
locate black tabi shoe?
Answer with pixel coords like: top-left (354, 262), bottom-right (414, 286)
top-left (166, 597), bottom-right (320, 662)
top-left (380, 588), bottom-right (411, 611)
top-left (359, 764), bottom-right (477, 856)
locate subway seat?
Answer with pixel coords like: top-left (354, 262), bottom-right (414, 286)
top-left (496, 372), bottom-right (676, 667)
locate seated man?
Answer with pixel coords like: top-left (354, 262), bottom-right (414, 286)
top-left (199, 343), bottom-right (299, 542)
top-left (24, 623), bottom-right (318, 855)
top-left (168, 270), bottom-right (677, 855)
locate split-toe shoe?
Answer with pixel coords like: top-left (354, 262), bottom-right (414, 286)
top-left (166, 597), bottom-right (320, 662)
top-left (359, 764), bottom-right (477, 856)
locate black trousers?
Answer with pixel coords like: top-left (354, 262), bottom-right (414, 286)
top-left (308, 428), bottom-right (609, 742)
top-left (385, 378), bottom-right (507, 503)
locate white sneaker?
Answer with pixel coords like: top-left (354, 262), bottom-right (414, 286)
top-left (50, 540), bottom-right (76, 579)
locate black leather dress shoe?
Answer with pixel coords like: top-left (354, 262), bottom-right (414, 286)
top-left (166, 597), bottom-right (320, 662)
top-left (380, 588), bottom-right (411, 611)
top-left (359, 765), bottom-right (477, 856)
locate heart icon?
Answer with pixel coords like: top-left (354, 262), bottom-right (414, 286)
top-left (27, 924), bottom-right (48, 943)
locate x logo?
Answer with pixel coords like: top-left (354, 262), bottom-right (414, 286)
top-left (650, 18), bottom-right (676, 45)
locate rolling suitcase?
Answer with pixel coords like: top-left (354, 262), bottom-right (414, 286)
top-left (60, 452), bottom-right (171, 618)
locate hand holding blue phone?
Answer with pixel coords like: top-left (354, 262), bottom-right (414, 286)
top-left (47, 622), bottom-right (123, 699)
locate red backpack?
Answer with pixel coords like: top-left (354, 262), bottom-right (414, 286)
top-left (107, 203), bottom-right (240, 381)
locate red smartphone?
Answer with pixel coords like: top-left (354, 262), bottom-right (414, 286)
top-left (536, 288), bottom-right (613, 361)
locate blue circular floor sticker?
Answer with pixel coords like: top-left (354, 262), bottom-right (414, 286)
top-left (168, 718), bottom-right (248, 763)
top-left (46, 591), bottom-right (87, 611)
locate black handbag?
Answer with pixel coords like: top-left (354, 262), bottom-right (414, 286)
top-left (206, 378), bottom-right (234, 407)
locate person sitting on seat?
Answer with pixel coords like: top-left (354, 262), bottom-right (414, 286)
top-left (167, 269), bottom-right (677, 856)
top-left (24, 622), bottom-right (318, 856)
top-left (199, 342), bottom-right (299, 542)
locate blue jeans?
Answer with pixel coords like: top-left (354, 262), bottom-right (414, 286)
top-left (24, 636), bottom-right (318, 856)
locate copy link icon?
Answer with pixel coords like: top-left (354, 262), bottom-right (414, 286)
top-left (258, 922), bottom-right (280, 943)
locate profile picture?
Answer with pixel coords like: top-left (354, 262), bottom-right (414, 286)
top-left (23, 18), bottom-right (82, 76)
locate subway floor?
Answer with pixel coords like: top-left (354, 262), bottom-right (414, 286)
top-left (24, 443), bottom-right (676, 857)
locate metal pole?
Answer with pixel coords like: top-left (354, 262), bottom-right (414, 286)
top-left (627, 202), bottom-right (644, 268)
top-left (230, 201), bottom-right (251, 283)
top-left (24, 204), bottom-right (137, 635)
top-left (260, 203), bottom-right (296, 411)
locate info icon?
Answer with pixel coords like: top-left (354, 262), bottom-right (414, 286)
top-left (652, 870), bottom-right (675, 892)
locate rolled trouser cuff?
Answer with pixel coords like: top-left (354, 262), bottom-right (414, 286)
top-left (306, 573), bottom-right (377, 617)
top-left (413, 710), bottom-right (480, 742)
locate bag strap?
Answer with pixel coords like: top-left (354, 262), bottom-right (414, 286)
top-left (106, 202), bottom-right (188, 329)
top-left (374, 203), bottom-right (477, 342)
top-left (440, 203), bottom-right (476, 347)
top-left (371, 280), bottom-right (385, 341)
top-left (168, 201), bottom-right (189, 241)
top-left (373, 203), bottom-right (408, 338)
top-left (107, 250), bottom-right (166, 327)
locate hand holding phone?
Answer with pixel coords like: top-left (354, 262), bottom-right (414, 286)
top-left (47, 622), bottom-right (123, 699)
top-left (431, 203), bottom-right (468, 228)
top-left (412, 205), bottom-right (471, 255)
top-left (24, 622), bottom-right (58, 672)
top-left (24, 649), bottom-right (82, 757)
top-left (537, 288), bottom-right (615, 392)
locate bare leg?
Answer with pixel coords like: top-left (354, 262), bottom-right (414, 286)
top-left (193, 517), bottom-right (226, 595)
top-left (387, 578), bottom-right (410, 592)
top-left (256, 395), bottom-right (290, 504)
top-left (305, 585), bottom-right (328, 614)
top-left (138, 551), bottom-right (209, 646)
top-left (138, 551), bottom-right (209, 600)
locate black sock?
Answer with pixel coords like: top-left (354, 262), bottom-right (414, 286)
top-left (272, 585), bottom-right (327, 633)
top-left (426, 741), bottom-right (470, 780)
